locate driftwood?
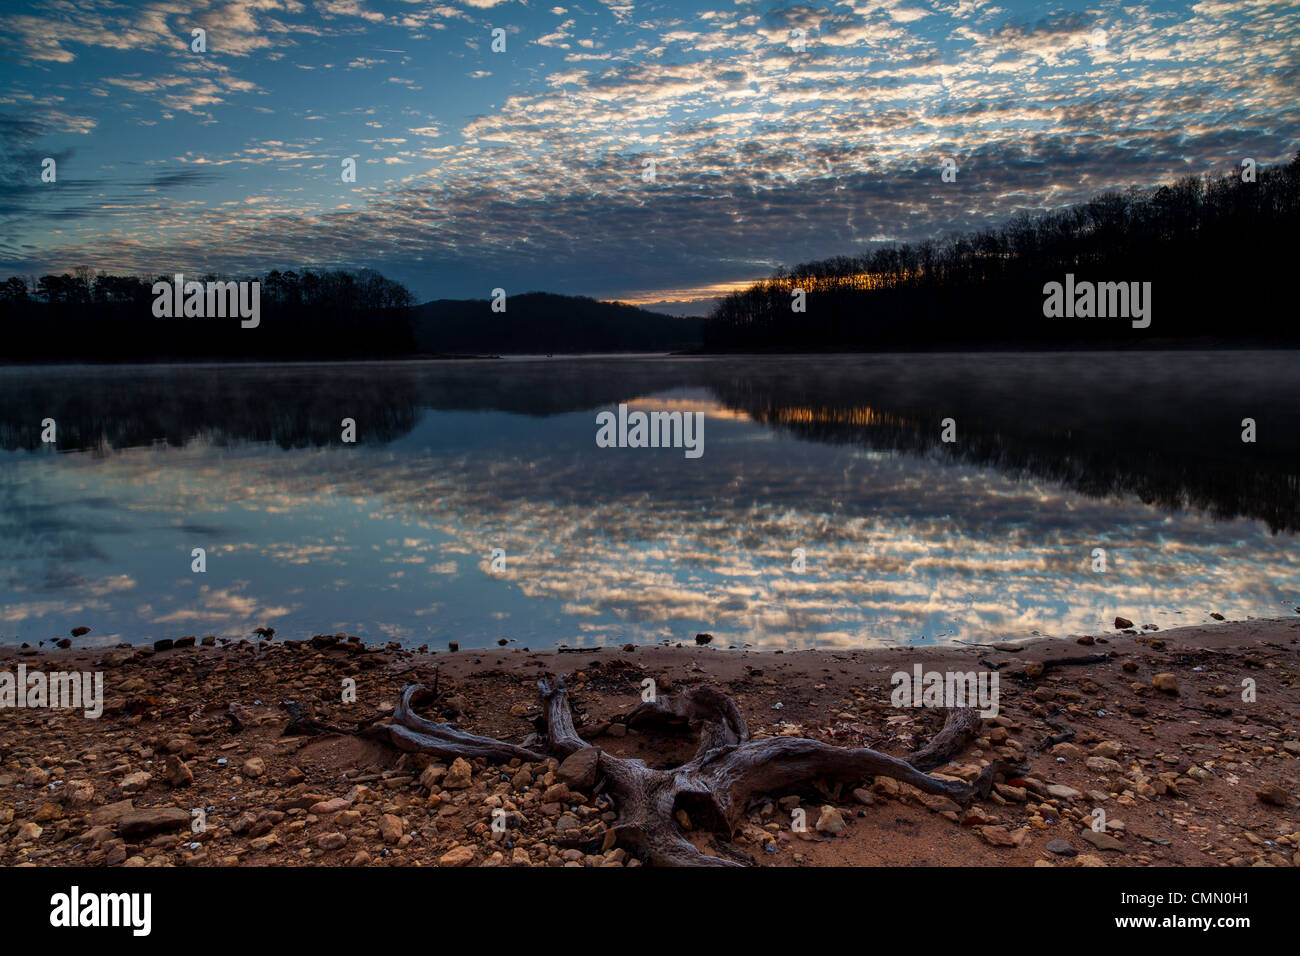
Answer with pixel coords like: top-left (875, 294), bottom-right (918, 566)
top-left (361, 676), bottom-right (1012, 867)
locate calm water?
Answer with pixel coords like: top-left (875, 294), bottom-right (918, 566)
top-left (1, 353), bottom-right (1297, 650)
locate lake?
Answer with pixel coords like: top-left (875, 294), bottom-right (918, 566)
top-left (1, 352), bottom-right (1297, 650)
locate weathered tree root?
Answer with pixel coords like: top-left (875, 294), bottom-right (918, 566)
top-left (370, 676), bottom-right (1012, 867)
top-left (363, 685), bottom-right (545, 763)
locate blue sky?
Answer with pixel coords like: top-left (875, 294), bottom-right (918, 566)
top-left (1, 0), bottom-right (1297, 313)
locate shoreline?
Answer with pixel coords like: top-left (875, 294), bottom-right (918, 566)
top-left (2, 617), bottom-right (1297, 867)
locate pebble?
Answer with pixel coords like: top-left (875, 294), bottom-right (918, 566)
top-left (309, 797), bottom-right (351, 815)
top-left (164, 754), bottom-right (193, 788)
top-left (439, 845), bottom-right (474, 867)
top-left (1152, 673), bottom-right (1179, 694)
top-left (554, 750), bottom-right (601, 795)
top-left (815, 806), bottom-right (847, 835)
top-left (120, 771), bottom-right (151, 793)
top-left (1257, 785), bottom-right (1288, 807)
top-left (316, 832), bottom-right (347, 851)
top-left (443, 757), bottom-right (473, 790)
top-left (118, 807), bottom-right (192, 837)
top-left (1081, 829), bottom-right (1126, 853)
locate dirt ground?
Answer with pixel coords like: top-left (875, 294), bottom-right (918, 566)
top-left (2, 616), bottom-right (1297, 867)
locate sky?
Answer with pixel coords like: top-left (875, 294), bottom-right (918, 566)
top-left (1, 0), bottom-right (1297, 315)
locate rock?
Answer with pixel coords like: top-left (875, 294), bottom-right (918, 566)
top-left (1045, 839), bottom-right (1078, 857)
top-left (1091, 741), bottom-right (1124, 760)
top-left (309, 797), bottom-right (352, 815)
top-left (1152, 673), bottom-right (1179, 694)
top-left (349, 850), bottom-right (371, 866)
top-left (379, 813), bottom-right (404, 844)
top-left (872, 777), bottom-right (900, 797)
top-left (1046, 784), bottom-right (1082, 800)
top-left (1024, 661), bottom-right (1045, 679)
top-left (558, 748), bottom-right (601, 790)
top-left (419, 764), bottom-right (447, 791)
top-left (439, 845), bottom-right (475, 867)
top-left (23, 767), bottom-right (50, 788)
top-left (17, 822), bottom-right (43, 841)
top-left (1086, 756), bottom-right (1123, 774)
top-left (1210, 612), bottom-right (1225, 620)
top-left (556, 813), bottom-right (581, 832)
top-left (230, 811), bottom-right (258, 834)
top-left (117, 807), bottom-right (192, 837)
top-left (443, 757), bottom-right (473, 790)
top-left (87, 799), bottom-right (135, 826)
top-left (919, 794), bottom-right (961, 813)
top-left (316, 832), bottom-right (347, 851)
top-left (1114, 616), bottom-right (1133, 629)
top-left (249, 833), bottom-right (280, 851)
top-left (1121, 660), bottom-right (1139, 672)
top-left (164, 754), bottom-right (193, 788)
top-left (542, 783), bottom-right (570, 804)
top-left (120, 771), bottom-right (151, 793)
top-left (1081, 829), bottom-right (1126, 852)
top-left (242, 757), bottom-right (266, 778)
top-left (153, 638), bottom-right (174, 652)
top-left (695, 633), bottom-right (714, 645)
top-left (1257, 785), bottom-right (1288, 807)
top-left (510, 847), bottom-right (532, 867)
top-left (851, 788), bottom-right (875, 806)
top-left (815, 805), bottom-right (847, 835)
top-left (979, 826), bottom-right (1028, 847)
top-left (962, 806), bottom-right (997, 826)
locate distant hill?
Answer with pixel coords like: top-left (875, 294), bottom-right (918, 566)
top-left (413, 292), bottom-right (702, 354)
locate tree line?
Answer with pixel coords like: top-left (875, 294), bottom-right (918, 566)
top-left (703, 152), bottom-right (1300, 350)
top-left (0, 268), bottom-right (416, 361)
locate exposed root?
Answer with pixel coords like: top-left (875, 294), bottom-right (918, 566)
top-left (368, 676), bottom-right (1010, 866)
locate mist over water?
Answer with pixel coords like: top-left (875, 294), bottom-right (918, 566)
top-left (1, 352), bottom-right (1296, 650)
